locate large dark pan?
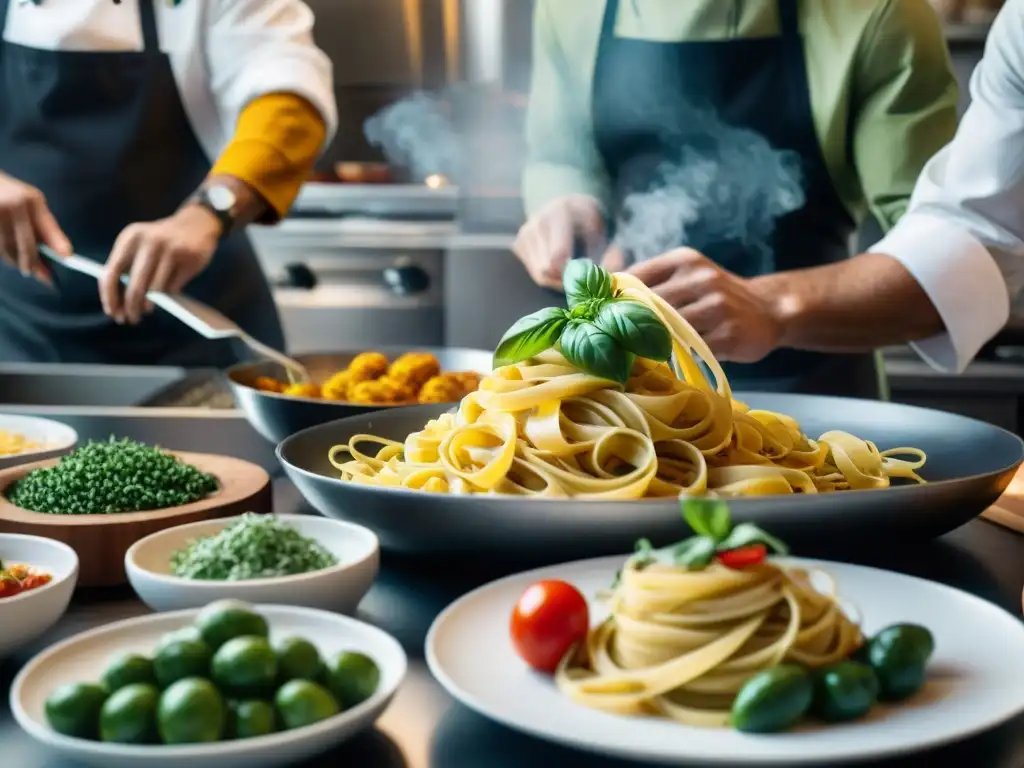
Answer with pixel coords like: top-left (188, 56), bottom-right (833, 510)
top-left (277, 393), bottom-right (1024, 557)
top-left (226, 346), bottom-right (492, 444)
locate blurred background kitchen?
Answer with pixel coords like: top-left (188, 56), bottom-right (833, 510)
top-left (1, 0), bottom-right (1019, 461)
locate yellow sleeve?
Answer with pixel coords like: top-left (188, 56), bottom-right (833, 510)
top-left (522, 0), bottom-right (610, 216)
top-left (850, 0), bottom-right (959, 232)
top-left (210, 92), bottom-right (327, 222)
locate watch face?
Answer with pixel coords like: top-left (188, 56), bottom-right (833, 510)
top-left (206, 185), bottom-right (237, 213)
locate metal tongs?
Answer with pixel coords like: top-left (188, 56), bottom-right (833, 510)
top-left (38, 245), bottom-right (310, 381)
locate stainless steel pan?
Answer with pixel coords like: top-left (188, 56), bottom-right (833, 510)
top-left (226, 346), bottom-right (492, 444)
top-left (277, 393), bottom-right (1024, 556)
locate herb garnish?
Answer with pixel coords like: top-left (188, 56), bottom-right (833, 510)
top-left (613, 499), bottom-right (789, 585)
top-left (493, 260), bottom-right (672, 383)
top-left (170, 513), bottom-right (338, 581)
top-left (7, 437), bottom-right (218, 515)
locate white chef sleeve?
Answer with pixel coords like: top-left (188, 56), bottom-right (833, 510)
top-left (869, 1), bottom-right (1024, 373)
top-left (205, 0), bottom-right (338, 148)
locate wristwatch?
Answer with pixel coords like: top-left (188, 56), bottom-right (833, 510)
top-left (191, 184), bottom-right (239, 237)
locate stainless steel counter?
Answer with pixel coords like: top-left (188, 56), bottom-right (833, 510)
top-left (2, 477), bottom-right (1022, 768)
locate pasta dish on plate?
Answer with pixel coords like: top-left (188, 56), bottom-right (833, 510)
top-left (510, 503), bottom-right (937, 733)
top-left (329, 262), bottom-right (926, 498)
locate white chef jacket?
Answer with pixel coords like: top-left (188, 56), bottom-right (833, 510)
top-left (872, 0), bottom-right (1024, 374)
top-left (1, 0), bottom-right (338, 160)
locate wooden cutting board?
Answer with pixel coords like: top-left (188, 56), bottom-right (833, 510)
top-left (0, 452), bottom-right (271, 587)
top-left (982, 466), bottom-right (1024, 534)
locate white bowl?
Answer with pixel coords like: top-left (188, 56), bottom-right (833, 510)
top-left (0, 534), bottom-right (79, 657)
top-left (10, 604), bottom-right (407, 768)
top-left (0, 414), bottom-right (78, 469)
top-left (125, 515), bottom-right (379, 614)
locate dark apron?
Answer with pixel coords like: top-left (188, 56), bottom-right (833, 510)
top-left (590, 0), bottom-right (881, 399)
top-left (0, 0), bottom-right (284, 366)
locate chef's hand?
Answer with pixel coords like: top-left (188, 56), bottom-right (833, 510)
top-left (102, 205), bottom-right (220, 325)
top-left (628, 248), bottom-right (782, 363)
top-left (0, 171), bottom-right (71, 285)
top-left (513, 194), bottom-right (606, 290)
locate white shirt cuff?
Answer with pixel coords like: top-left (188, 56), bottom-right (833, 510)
top-left (870, 212), bottom-right (1010, 373)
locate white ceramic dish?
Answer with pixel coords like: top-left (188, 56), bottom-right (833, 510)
top-left (0, 534), bottom-right (79, 658)
top-left (0, 413), bottom-right (78, 469)
top-left (11, 604), bottom-right (407, 768)
top-left (426, 555), bottom-right (1024, 765)
top-left (125, 515), bottom-right (379, 614)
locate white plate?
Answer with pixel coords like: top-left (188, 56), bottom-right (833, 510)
top-left (426, 556), bottom-right (1024, 765)
top-left (0, 413), bottom-right (78, 469)
top-left (0, 534), bottom-right (79, 658)
top-left (11, 605), bottom-right (407, 768)
top-left (125, 515), bottom-right (379, 614)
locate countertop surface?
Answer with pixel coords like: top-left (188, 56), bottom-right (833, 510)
top-left (2, 478), bottom-right (1023, 768)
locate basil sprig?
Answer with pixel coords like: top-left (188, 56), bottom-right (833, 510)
top-left (612, 500), bottom-right (789, 585)
top-left (492, 260), bottom-right (672, 383)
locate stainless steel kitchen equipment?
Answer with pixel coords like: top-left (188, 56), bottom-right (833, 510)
top-left (227, 345), bottom-right (492, 444)
top-left (278, 394), bottom-right (1024, 556)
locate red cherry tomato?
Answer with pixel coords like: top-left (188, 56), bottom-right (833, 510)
top-left (510, 579), bottom-right (589, 674)
top-left (716, 543), bottom-right (768, 569)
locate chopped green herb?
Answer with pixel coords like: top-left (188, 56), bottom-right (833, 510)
top-left (7, 437), bottom-right (218, 515)
top-left (170, 514), bottom-right (338, 581)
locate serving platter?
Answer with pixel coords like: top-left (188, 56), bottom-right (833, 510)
top-left (425, 554), bottom-right (1024, 765)
top-left (0, 453), bottom-right (271, 587)
top-left (226, 346), bottom-right (492, 445)
top-left (10, 604), bottom-right (407, 768)
top-left (276, 393), bottom-right (1024, 557)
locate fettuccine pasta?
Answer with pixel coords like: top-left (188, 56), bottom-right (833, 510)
top-left (329, 273), bottom-right (926, 497)
top-left (555, 557), bottom-right (863, 727)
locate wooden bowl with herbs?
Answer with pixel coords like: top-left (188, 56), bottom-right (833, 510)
top-left (0, 439), bottom-right (272, 587)
top-left (125, 514), bottom-right (379, 614)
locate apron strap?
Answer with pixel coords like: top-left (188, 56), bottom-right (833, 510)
top-left (139, 0), bottom-right (160, 53)
top-left (777, 0), bottom-right (800, 39)
top-left (599, 0), bottom-right (620, 42)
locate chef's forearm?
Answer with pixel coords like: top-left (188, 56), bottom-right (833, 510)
top-left (752, 253), bottom-right (945, 353)
top-left (208, 92), bottom-right (327, 223)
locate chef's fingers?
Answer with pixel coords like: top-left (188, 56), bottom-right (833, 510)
top-left (648, 267), bottom-right (723, 310)
top-left (600, 245), bottom-right (627, 273)
top-left (102, 227), bottom-right (142, 322)
top-left (0, 218), bottom-right (18, 270)
top-left (124, 239), bottom-right (166, 325)
top-left (678, 292), bottom-right (727, 334)
top-left (146, 254), bottom-right (177, 314)
top-left (28, 194), bottom-right (71, 257)
top-left (166, 264), bottom-right (192, 295)
top-left (627, 247), bottom-right (706, 285)
top-left (12, 213), bottom-right (39, 279)
top-left (541, 215), bottom-right (573, 285)
top-left (571, 199), bottom-right (606, 257)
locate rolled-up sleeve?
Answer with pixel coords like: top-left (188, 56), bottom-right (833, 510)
top-left (522, 0), bottom-right (609, 215)
top-left (206, 0), bottom-right (337, 149)
top-left (869, 1), bottom-right (1024, 373)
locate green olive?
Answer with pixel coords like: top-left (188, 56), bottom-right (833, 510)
top-left (811, 660), bottom-right (880, 722)
top-left (731, 665), bottom-right (813, 734)
top-left (867, 623), bottom-right (934, 701)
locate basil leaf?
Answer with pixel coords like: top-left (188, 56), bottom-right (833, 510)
top-left (563, 259), bottom-right (614, 308)
top-left (718, 523), bottom-right (790, 556)
top-left (672, 536), bottom-right (716, 570)
top-left (681, 498), bottom-right (732, 542)
top-left (594, 300), bottom-right (672, 362)
top-left (559, 321), bottom-right (635, 384)
top-left (493, 307), bottom-right (568, 368)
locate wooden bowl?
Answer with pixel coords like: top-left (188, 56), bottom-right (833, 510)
top-left (0, 452), bottom-right (271, 588)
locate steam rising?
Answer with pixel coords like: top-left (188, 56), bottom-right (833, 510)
top-left (612, 113), bottom-right (806, 269)
top-left (364, 91), bottom-right (461, 183)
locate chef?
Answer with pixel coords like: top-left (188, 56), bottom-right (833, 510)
top-left (0, 0), bottom-right (336, 366)
top-left (514, 0), bottom-right (960, 398)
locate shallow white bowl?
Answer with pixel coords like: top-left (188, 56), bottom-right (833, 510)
top-left (0, 413), bottom-right (78, 469)
top-left (0, 534), bottom-right (79, 658)
top-left (125, 515), bottom-right (379, 614)
top-left (11, 604), bottom-right (407, 768)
